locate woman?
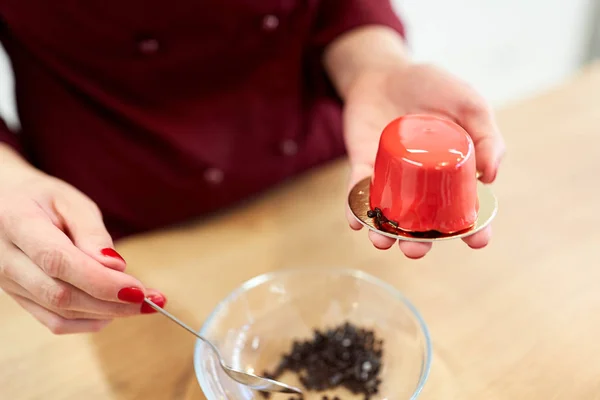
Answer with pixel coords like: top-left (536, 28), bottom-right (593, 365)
top-left (0, 0), bottom-right (505, 334)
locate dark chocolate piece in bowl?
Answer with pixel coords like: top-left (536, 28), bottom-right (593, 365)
top-left (261, 322), bottom-right (384, 400)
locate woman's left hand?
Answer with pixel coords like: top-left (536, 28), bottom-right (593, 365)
top-left (343, 63), bottom-right (506, 259)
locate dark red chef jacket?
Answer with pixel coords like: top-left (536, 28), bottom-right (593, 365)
top-left (0, 1), bottom-right (405, 238)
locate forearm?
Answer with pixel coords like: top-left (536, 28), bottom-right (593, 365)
top-left (323, 26), bottom-right (410, 101)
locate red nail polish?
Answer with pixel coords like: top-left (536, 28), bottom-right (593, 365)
top-left (141, 295), bottom-right (166, 314)
top-left (117, 287), bottom-right (145, 303)
top-left (101, 248), bottom-right (125, 263)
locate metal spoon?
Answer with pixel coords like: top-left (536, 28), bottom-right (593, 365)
top-left (143, 298), bottom-right (302, 395)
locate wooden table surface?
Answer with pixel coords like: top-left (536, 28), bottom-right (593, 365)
top-left (2, 62), bottom-right (600, 400)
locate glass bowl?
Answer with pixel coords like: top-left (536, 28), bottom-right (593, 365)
top-left (194, 268), bottom-right (432, 400)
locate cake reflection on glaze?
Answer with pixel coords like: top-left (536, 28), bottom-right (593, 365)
top-left (369, 114), bottom-right (479, 234)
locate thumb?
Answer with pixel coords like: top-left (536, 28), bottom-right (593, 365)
top-left (458, 104), bottom-right (506, 184)
top-left (53, 192), bottom-right (126, 272)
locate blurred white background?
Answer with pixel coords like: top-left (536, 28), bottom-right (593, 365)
top-left (0, 0), bottom-right (599, 128)
top-left (394, 0), bottom-right (599, 106)
top-left (0, 41), bottom-right (16, 129)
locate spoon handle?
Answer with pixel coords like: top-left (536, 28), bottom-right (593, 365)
top-left (143, 298), bottom-right (206, 341)
top-left (144, 298), bottom-right (302, 394)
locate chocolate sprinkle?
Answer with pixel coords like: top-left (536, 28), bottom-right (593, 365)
top-left (367, 207), bottom-right (399, 230)
top-left (260, 322), bottom-right (384, 400)
top-left (367, 207), bottom-right (471, 238)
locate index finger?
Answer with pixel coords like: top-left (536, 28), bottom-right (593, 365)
top-left (4, 210), bottom-right (146, 303)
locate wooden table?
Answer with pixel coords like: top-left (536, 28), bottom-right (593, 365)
top-left (2, 62), bottom-right (600, 400)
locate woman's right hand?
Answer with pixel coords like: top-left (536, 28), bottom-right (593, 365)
top-left (0, 147), bottom-right (166, 334)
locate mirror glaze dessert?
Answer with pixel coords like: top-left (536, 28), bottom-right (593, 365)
top-left (369, 114), bottom-right (479, 234)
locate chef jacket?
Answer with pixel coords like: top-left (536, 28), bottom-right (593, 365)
top-left (0, 0), bottom-right (405, 238)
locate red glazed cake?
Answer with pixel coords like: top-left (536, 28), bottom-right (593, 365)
top-left (369, 114), bottom-right (479, 234)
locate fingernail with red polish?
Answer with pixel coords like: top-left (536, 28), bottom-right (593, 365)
top-left (141, 295), bottom-right (166, 314)
top-left (117, 287), bottom-right (145, 303)
top-left (101, 248), bottom-right (126, 263)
